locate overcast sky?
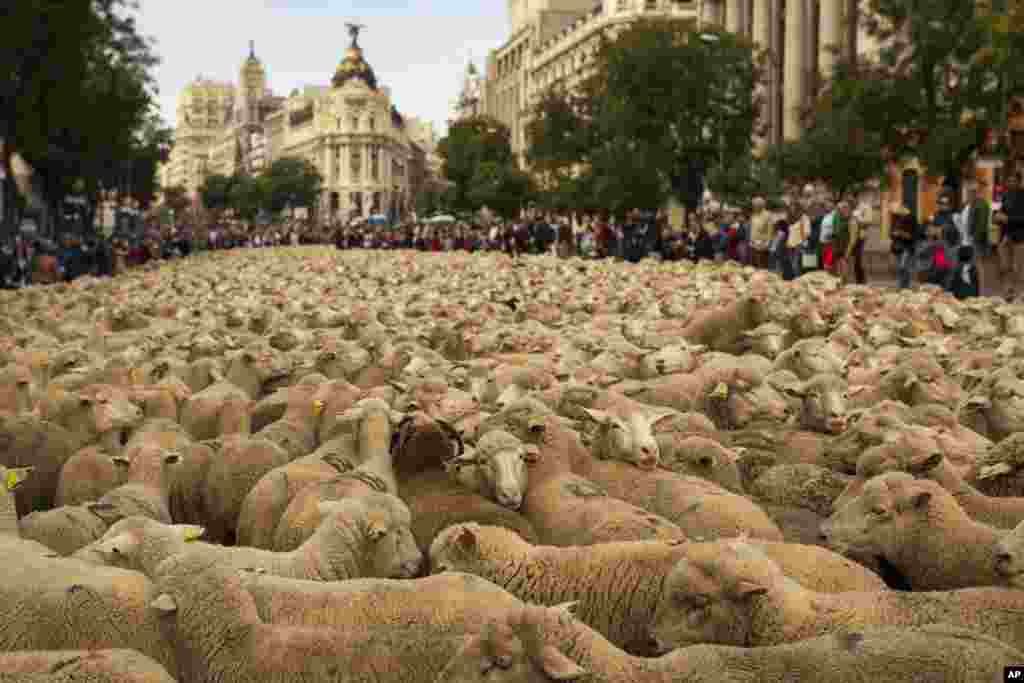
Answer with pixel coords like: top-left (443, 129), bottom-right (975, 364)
top-left (132, 0), bottom-right (508, 137)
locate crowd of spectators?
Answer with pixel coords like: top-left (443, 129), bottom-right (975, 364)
top-left (3, 175), bottom-right (1020, 300)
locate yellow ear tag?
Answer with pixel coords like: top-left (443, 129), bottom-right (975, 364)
top-left (313, 400), bottom-right (325, 417)
top-left (183, 527), bottom-right (205, 542)
top-left (131, 368), bottom-right (144, 384)
top-left (5, 471), bottom-right (20, 490)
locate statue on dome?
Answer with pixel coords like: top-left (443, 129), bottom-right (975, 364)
top-left (345, 22), bottom-right (366, 49)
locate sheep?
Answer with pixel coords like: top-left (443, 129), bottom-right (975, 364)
top-left (253, 382), bottom-right (324, 460)
top-left (0, 553), bottom-right (177, 676)
top-left (0, 649), bottom-right (177, 682)
top-left (780, 373), bottom-right (850, 434)
top-left (237, 569), bottom-right (522, 628)
top-left (0, 362), bottom-right (33, 414)
top-left (148, 552), bottom-right (473, 683)
top-left (835, 434), bottom-right (1024, 530)
top-left (18, 443), bottom-right (182, 555)
top-left (84, 492), bottom-right (421, 581)
top-left (54, 446), bottom-right (127, 507)
top-left (0, 413), bottom-right (82, 515)
top-left (429, 523), bottom-right (885, 656)
top-left (650, 535), bottom-right (1024, 652)
top-left (477, 398), bottom-right (686, 546)
top-left (447, 429), bottom-right (533, 510)
top-left (680, 295), bottom-right (768, 353)
top-left (822, 472), bottom-right (1006, 590)
top-left (772, 338), bottom-right (846, 381)
top-left (554, 384), bottom-right (674, 469)
top-left (36, 384), bottom-right (143, 453)
top-left (974, 431), bottom-right (1024, 497)
top-left (392, 409), bottom-right (540, 551)
top-left (179, 348), bottom-right (292, 440)
top-left (653, 435), bottom-right (743, 493)
top-left (434, 602), bottom-right (1020, 683)
top-left (270, 398), bottom-right (399, 551)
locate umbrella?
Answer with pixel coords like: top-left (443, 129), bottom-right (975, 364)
top-left (426, 214), bottom-right (456, 224)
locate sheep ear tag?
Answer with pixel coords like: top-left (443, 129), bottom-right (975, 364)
top-left (5, 467), bottom-right (31, 490)
top-left (312, 400), bottom-right (324, 418)
top-left (150, 594), bottom-right (177, 614)
top-left (181, 526), bottom-right (205, 543)
top-left (130, 368), bottom-right (144, 384)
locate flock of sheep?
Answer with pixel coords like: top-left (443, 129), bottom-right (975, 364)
top-left (5, 245), bottom-right (1024, 681)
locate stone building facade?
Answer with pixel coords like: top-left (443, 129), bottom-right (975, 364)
top-left (484, 0), bottom-right (699, 163)
top-left (162, 30), bottom-right (425, 221)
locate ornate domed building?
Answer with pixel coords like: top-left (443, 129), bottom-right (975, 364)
top-left (262, 23), bottom-right (415, 221)
top-left (163, 24), bottom-right (433, 222)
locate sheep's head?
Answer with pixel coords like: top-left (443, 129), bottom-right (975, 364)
top-left (150, 552), bottom-right (260, 623)
top-left (651, 540), bottom-right (777, 652)
top-left (995, 522), bottom-right (1024, 589)
top-left (821, 472), bottom-right (938, 563)
top-left (447, 430), bottom-right (535, 510)
top-left (783, 373), bottom-right (849, 435)
top-left (657, 435), bottom-right (743, 493)
top-left (578, 407), bottom-right (672, 471)
top-left (433, 603), bottom-right (586, 683)
top-left (390, 410), bottom-right (463, 478)
top-left (319, 492), bottom-right (422, 579)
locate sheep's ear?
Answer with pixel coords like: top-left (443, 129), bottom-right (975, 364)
top-left (908, 452), bottom-right (943, 475)
top-left (366, 520), bottom-right (387, 541)
top-left (5, 466), bottom-right (33, 491)
top-left (455, 525), bottom-right (479, 554)
top-left (95, 532), bottom-right (139, 559)
top-left (163, 452), bottom-right (183, 466)
top-left (580, 408), bottom-right (610, 425)
top-left (175, 525), bottom-right (205, 543)
top-left (733, 580), bottom-right (768, 600)
top-left (909, 490), bottom-right (932, 511)
top-left (150, 594), bottom-right (177, 614)
top-left (646, 410), bottom-right (676, 429)
top-left (445, 449), bottom-right (478, 472)
top-left (87, 502), bottom-right (124, 524)
top-left (111, 456), bottom-right (131, 469)
top-left (522, 445), bottom-right (541, 464)
top-left (538, 646), bottom-right (587, 680)
top-left (782, 383), bottom-right (806, 398)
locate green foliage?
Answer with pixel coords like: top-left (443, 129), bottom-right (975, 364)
top-left (437, 116), bottom-right (515, 212)
top-left (199, 174), bottom-right (235, 214)
top-left (228, 174), bottom-right (266, 222)
top-left (467, 161), bottom-right (534, 220)
top-left (525, 18), bottom-right (760, 214)
top-left (263, 157), bottom-right (323, 216)
top-left (706, 156), bottom-right (786, 211)
top-left (763, 106), bottom-right (887, 201)
top-left (829, 0), bottom-right (1009, 176)
top-left (0, 0), bottom-right (162, 233)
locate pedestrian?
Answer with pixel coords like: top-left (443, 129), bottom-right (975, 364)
top-left (788, 201), bottom-right (813, 279)
top-left (748, 197), bottom-right (772, 268)
top-left (957, 180), bottom-right (992, 295)
top-left (1001, 172), bottom-right (1024, 299)
top-left (950, 245), bottom-right (979, 300)
top-left (889, 203), bottom-right (920, 289)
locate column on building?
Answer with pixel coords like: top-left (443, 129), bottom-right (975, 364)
top-left (725, 0), bottom-right (742, 33)
top-left (783, 0), bottom-right (808, 140)
top-left (752, 0), bottom-right (773, 145)
top-left (364, 143), bottom-right (372, 184)
top-left (818, 0), bottom-right (843, 78)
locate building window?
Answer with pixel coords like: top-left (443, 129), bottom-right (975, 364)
top-left (370, 145), bottom-right (380, 181)
top-left (645, 0), bottom-right (658, 9)
top-left (617, 0), bottom-right (629, 10)
top-left (351, 147), bottom-right (362, 177)
top-left (351, 116), bottom-right (359, 131)
top-left (369, 116), bottom-right (376, 131)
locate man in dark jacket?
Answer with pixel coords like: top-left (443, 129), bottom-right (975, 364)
top-left (889, 203), bottom-right (920, 289)
top-left (1003, 172), bottom-right (1024, 297)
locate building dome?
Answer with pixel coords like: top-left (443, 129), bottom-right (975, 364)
top-left (332, 45), bottom-right (378, 90)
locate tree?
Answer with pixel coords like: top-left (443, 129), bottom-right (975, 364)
top-left (437, 116), bottom-right (515, 212)
top-left (228, 174), bottom-right (266, 222)
top-left (763, 105), bottom-right (888, 201)
top-left (705, 155), bottom-right (786, 211)
top-left (525, 19), bottom-right (761, 215)
top-left (826, 1), bottom-right (1009, 181)
top-left (468, 161), bottom-right (534, 220)
top-left (263, 157), bottom-right (323, 216)
top-left (199, 173), bottom-right (235, 214)
top-left (162, 185), bottom-right (190, 215)
top-left (1, 1), bottom-right (160, 234)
